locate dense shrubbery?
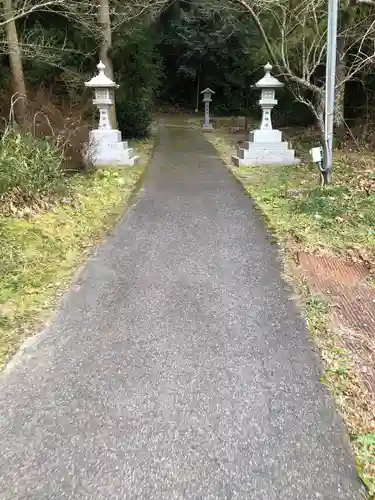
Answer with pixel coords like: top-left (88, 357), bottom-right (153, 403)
top-left (117, 98), bottom-right (153, 139)
top-left (0, 126), bottom-right (66, 210)
top-left (113, 24), bottom-right (160, 139)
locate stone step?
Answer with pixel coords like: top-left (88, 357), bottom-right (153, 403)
top-left (105, 143), bottom-right (135, 158)
top-left (243, 149), bottom-right (296, 161)
top-left (106, 141), bottom-right (128, 151)
top-left (129, 155), bottom-right (140, 166)
top-left (86, 130), bottom-right (139, 167)
top-left (232, 153), bottom-right (300, 167)
top-left (238, 148), bottom-right (295, 160)
top-left (90, 129), bottom-right (122, 146)
top-left (243, 141), bottom-right (289, 151)
top-left (251, 129), bottom-right (282, 143)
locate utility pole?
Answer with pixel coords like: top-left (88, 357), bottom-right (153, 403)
top-left (324, 0), bottom-right (339, 185)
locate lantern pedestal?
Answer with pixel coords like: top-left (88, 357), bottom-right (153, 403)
top-left (232, 129), bottom-right (299, 167)
top-left (87, 129), bottom-right (138, 167)
top-left (232, 63), bottom-right (299, 167)
top-left (84, 61), bottom-right (139, 167)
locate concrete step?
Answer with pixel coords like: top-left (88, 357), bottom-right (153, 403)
top-left (243, 141), bottom-right (289, 151)
top-left (238, 147), bottom-right (294, 160)
top-left (232, 152), bottom-right (300, 167)
top-left (239, 148), bottom-right (294, 160)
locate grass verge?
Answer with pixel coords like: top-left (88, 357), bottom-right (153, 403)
top-left (208, 131), bottom-right (375, 498)
top-left (302, 283), bottom-right (375, 497)
top-left (0, 139), bottom-right (153, 370)
top-left (212, 134), bottom-right (375, 261)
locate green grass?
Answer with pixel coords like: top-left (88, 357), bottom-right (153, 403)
top-left (211, 135), bottom-right (375, 261)
top-left (0, 140), bottom-right (152, 369)
top-left (355, 434), bottom-right (375, 496)
top-left (239, 165), bottom-right (374, 259)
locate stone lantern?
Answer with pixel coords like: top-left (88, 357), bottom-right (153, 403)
top-left (233, 63), bottom-right (299, 166)
top-left (201, 88), bottom-right (215, 130)
top-left (86, 61), bottom-right (118, 130)
top-left (84, 61), bottom-right (138, 167)
top-left (256, 62), bottom-right (283, 134)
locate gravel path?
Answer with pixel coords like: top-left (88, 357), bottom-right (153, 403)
top-left (0, 125), bottom-right (363, 499)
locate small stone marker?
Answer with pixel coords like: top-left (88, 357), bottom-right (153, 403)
top-left (232, 63), bottom-right (299, 166)
top-left (84, 61), bottom-right (139, 167)
top-left (201, 88), bottom-right (215, 130)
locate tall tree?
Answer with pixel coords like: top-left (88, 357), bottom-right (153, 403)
top-left (97, 0), bottom-right (169, 127)
top-left (98, 0), bottom-right (117, 127)
top-left (98, 0), bottom-right (113, 79)
top-left (3, 0), bottom-right (27, 124)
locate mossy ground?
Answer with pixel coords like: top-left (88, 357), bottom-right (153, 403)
top-left (0, 139), bottom-right (153, 370)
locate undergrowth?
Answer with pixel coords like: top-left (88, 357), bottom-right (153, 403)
top-left (237, 164), bottom-right (375, 262)
top-left (0, 126), bottom-right (67, 215)
top-left (0, 139), bottom-right (152, 369)
top-left (304, 292), bottom-right (375, 497)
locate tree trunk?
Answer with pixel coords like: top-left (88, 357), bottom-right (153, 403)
top-left (334, 69), bottom-right (345, 130)
top-left (3, 0), bottom-right (27, 126)
top-left (334, 35), bottom-right (346, 135)
top-left (315, 92), bottom-right (332, 185)
top-left (98, 0), bottom-right (117, 129)
top-left (195, 71), bottom-right (200, 112)
top-left (315, 92), bottom-right (325, 145)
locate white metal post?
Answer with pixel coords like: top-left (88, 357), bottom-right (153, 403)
top-left (324, 0), bottom-right (339, 184)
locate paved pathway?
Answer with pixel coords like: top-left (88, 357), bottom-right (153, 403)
top-left (0, 125), bottom-right (364, 499)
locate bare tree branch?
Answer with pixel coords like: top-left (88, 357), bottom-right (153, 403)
top-left (226, 0), bottom-right (375, 132)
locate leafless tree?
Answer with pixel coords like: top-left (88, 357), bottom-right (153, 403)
top-left (3, 0), bottom-right (26, 123)
top-left (225, 0), bottom-right (375, 140)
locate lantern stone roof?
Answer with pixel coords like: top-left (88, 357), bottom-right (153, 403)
top-left (255, 63), bottom-right (283, 88)
top-left (85, 61), bottom-right (119, 88)
top-left (201, 88), bottom-right (215, 94)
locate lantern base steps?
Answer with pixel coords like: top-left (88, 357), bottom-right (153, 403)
top-left (232, 152), bottom-right (300, 167)
top-left (86, 129), bottom-right (139, 167)
top-left (202, 123), bottom-right (214, 130)
top-left (232, 128), bottom-right (300, 167)
top-left (243, 141), bottom-right (290, 151)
